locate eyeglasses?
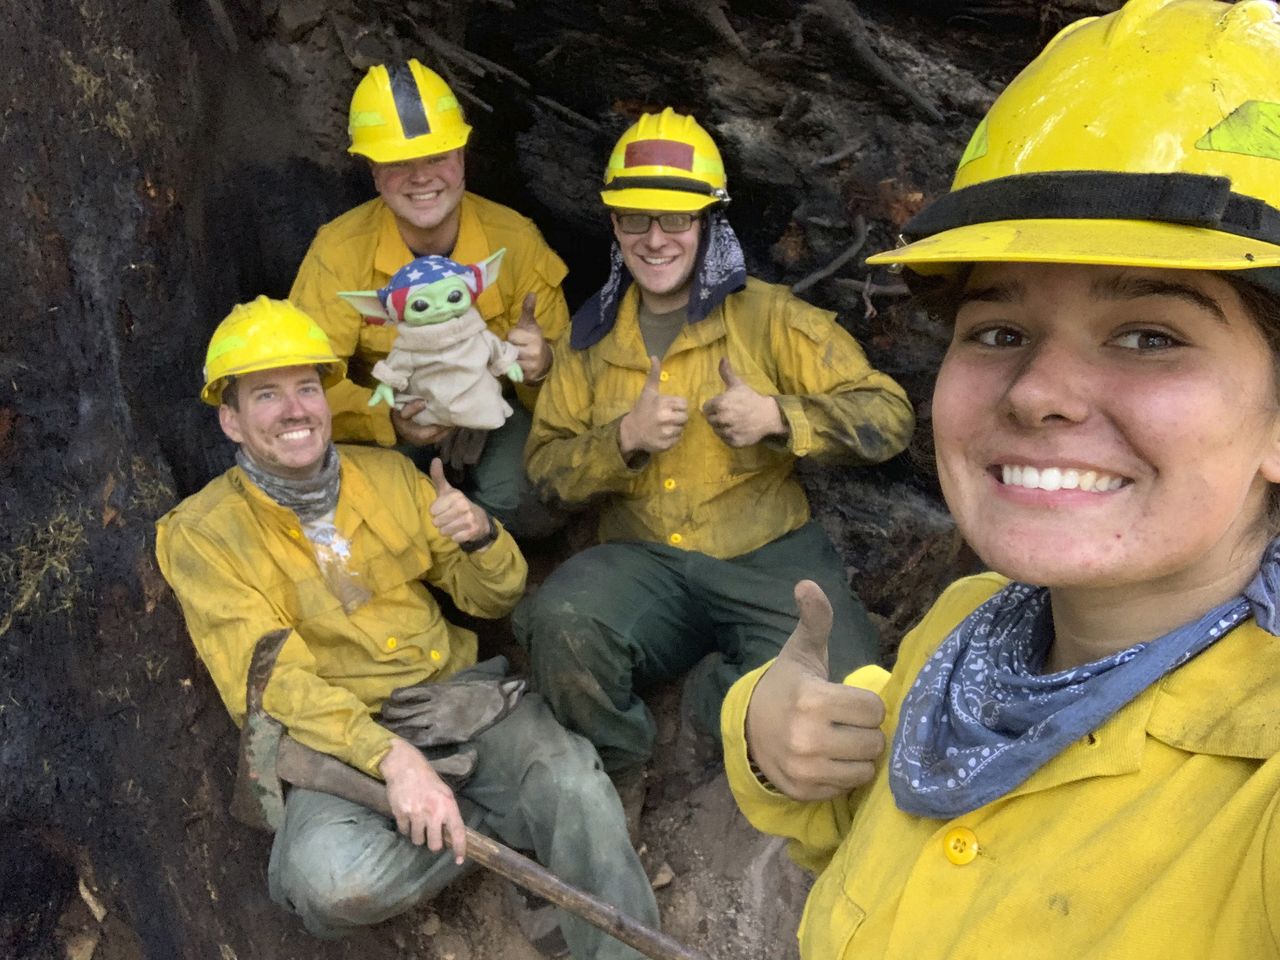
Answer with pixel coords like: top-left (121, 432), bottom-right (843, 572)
top-left (614, 212), bottom-right (700, 235)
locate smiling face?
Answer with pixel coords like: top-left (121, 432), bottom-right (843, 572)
top-left (219, 365), bottom-right (332, 480)
top-left (933, 262), bottom-right (1280, 599)
top-left (371, 148), bottom-right (465, 251)
top-left (612, 210), bottom-right (702, 313)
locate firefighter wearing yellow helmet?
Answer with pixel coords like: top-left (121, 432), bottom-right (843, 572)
top-left (726, 3), bottom-right (1280, 958)
top-left (516, 108), bottom-right (914, 777)
top-left (159, 298), bottom-right (661, 951)
top-left (289, 58), bottom-right (571, 539)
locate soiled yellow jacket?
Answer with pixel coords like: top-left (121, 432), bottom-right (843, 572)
top-left (289, 193), bottom-right (570, 445)
top-left (723, 573), bottom-right (1280, 959)
top-left (525, 278), bottom-right (914, 559)
top-left (155, 445), bottom-right (527, 778)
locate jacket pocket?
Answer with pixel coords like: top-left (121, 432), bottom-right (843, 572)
top-left (796, 866), bottom-right (867, 958)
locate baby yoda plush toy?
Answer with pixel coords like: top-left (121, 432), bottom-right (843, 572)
top-left (338, 250), bottom-right (523, 431)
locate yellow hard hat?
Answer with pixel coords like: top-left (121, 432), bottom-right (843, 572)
top-left (347, 59), bottom-right (472, 163)
top-left (866, 0), bottom-right (1280, 277)
top-left (601, 108), bottom-right (729, 213)
top-left (201, 297), bottom-right (346, 406)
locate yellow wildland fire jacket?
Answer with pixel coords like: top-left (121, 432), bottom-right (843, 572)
top-left (723, 573), bottom-right (1280, 959)
top-left (526, 277), bottom-right (914, 559)
top-left (156, 445), bottom-right (527, 778)
top-left (290, 192), bottom-right (570, 445)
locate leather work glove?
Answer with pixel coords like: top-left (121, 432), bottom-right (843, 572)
top-left (438, 427), bottom-right (489, 471)
top-left (380, 676), bottom-right (526, 747)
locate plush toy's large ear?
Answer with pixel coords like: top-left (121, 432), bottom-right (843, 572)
top-left (338, 291), bottom-right (395, 325)
top-left (467, 247), bottom-right (507, 297)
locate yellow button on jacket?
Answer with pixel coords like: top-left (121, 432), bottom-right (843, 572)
top-left (723, 574), bottom-right (1280, 959)
top-left (525, 278), bottom-right (915, 560)
top-left (289, 193), bottom-right (570, 445)
top-left (156, 446), bottom-right (528, 778)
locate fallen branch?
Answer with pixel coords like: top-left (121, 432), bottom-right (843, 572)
top-left (814, 143), bottom-right (859, 167)
top-left (791, 216), bottom-right (868, 295)
top-left (801, 0), bottom-right (944, 124)
top-left (833, 277), bottom-right (911, 297)
top-left (535, 95), bottom-right (604, 133)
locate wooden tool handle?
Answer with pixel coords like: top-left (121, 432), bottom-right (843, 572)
top-left (275, 737), bottom-right (711, 960)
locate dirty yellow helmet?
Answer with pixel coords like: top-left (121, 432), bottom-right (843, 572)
top-left (866, 0), bottom-right (1280, 279)
top-left (601, 108), bottom-right (729, 213)
top-left (347, 59), bottom-right (472, 163)
top-left (201, 297), bottom-right (346, 406)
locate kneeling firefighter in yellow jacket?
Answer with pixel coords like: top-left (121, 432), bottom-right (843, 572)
top-left (157, 298), bottom-right (658, 957)
top-left (289, 59), bottom-right (569, 539)
top-left (514, 108), bottom-right (915, 775)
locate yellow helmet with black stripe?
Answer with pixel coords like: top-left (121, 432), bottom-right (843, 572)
top-left (866, 0), bottom-right (1280, 278)
top-left (347, 59), bottom-right (472, 163)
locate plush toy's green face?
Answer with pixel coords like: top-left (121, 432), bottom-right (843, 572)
top-left (402, 275), bottom-right (473, 326)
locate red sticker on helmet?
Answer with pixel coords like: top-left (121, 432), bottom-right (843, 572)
top-left (624, 140), bottom-right (695, 170)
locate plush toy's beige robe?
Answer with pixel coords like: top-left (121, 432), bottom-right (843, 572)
top-left (371, 307), bottom-right (518, 430)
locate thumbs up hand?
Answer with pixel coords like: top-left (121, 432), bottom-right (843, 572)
top-left (702, 357), bottom-right (787, 448)
top-left (619, 356), bottom-right (689, 456)
top-left (428, 458), bottom-right (492, 546)
top-left (507, 292), bottom-right (552, 382)
top-left (744, 581), bottom-right (886, 801)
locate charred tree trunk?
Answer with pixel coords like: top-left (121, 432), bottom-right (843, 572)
top-left (2, 1), bottom-right (1047, 956)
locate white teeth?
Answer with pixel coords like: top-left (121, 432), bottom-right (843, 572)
top-left (409, 191), bottom-right (439, 201)
top-left (1000, 464), bottom-right (1125, 493)
top-left (642, 256), bottom-right (674, 265)
top-left (279, 429), bottom-right (311, 441)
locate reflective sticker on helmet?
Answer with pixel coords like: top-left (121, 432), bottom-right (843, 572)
top-left (389, 62), bottom-right (431, 139)
top-left (1196, 101), bottom-right (1280, 163)
top-left (206, 334), bottom-right (247, 361)
top-left (306, 325), bottom-right (330, 342)
top-left (625, 139), bottom-right (695, 170)
top-left (957, 116), bottom-right (989, 170)
top-left (349, 110), bottom-right (387, 129)
top-left (435, 95), bottom-right (459, 113)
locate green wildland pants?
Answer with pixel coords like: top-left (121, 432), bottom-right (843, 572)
top-left (513, 521), bottom-right (878, 773)
top-left (267, 662), bottom-right (657, 959)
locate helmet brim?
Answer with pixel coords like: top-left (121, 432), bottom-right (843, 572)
top-left (600, 187), bottom-right (719, 213)
top-left (349, 127), bottom-right (472, 164)
top-left (201, 358), bottom-right (348, 407)
top-left (865, 218), bottom-right (1280, 276)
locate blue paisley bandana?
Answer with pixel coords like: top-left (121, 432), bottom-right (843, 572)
top-left (890, 539), bottom-right (1280, 819)
top-left (569, 208), bottom-right (748, 350)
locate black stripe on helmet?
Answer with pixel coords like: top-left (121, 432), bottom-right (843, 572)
top-left (603, 175), bottom-right (725, 198)
top-left (387, 63), bottom-right (431, 139)
top-left (904, 171), bottom-right (1280, 246)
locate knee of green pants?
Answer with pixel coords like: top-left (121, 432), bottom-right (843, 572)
top-left (513, 592), bottom-right (656, 772)
top-left (267, 788), bottom-right (474, 938)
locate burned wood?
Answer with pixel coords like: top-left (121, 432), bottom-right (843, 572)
top-left (801, 0), bottom-right (944, 124)
top-left (792, 215), bottom-right (869, 295)
top-left (814, 143), bottom-right (859, 167)
top-left (833, 277), bottom-right (911, 297)
top-left (534, 95), bottom-right (604, 133)
top-left (667, 0), bottom-right (750, 57)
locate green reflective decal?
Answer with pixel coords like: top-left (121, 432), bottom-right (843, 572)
top-left (307, 326), bottom-right (330, 342)
top-left (434, 96), bottom-right (459, 112)
top-left (1196, 101), bottom-right (1280, 161)
top-left (957, 117), bottom-right (989, 169)
top-left (206, 334), bottom-right (247, 360)
top-left (349, 110), bottom-right (387, 129)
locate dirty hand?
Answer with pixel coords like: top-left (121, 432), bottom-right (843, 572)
top-left (507, 293), bottom-right (552, 382)
top-left (428, 458), bottom-right (491, 546)
top-left (744, 581), bottom-right (886, 802)
top-left (392, 399), bottom-right (456, 446)
top-left (619, 356), bottom-right (689, 456)
top-left (702, 358), bottom-right (786, 448)
top-left (380, 737), bottom-right (467, 863)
